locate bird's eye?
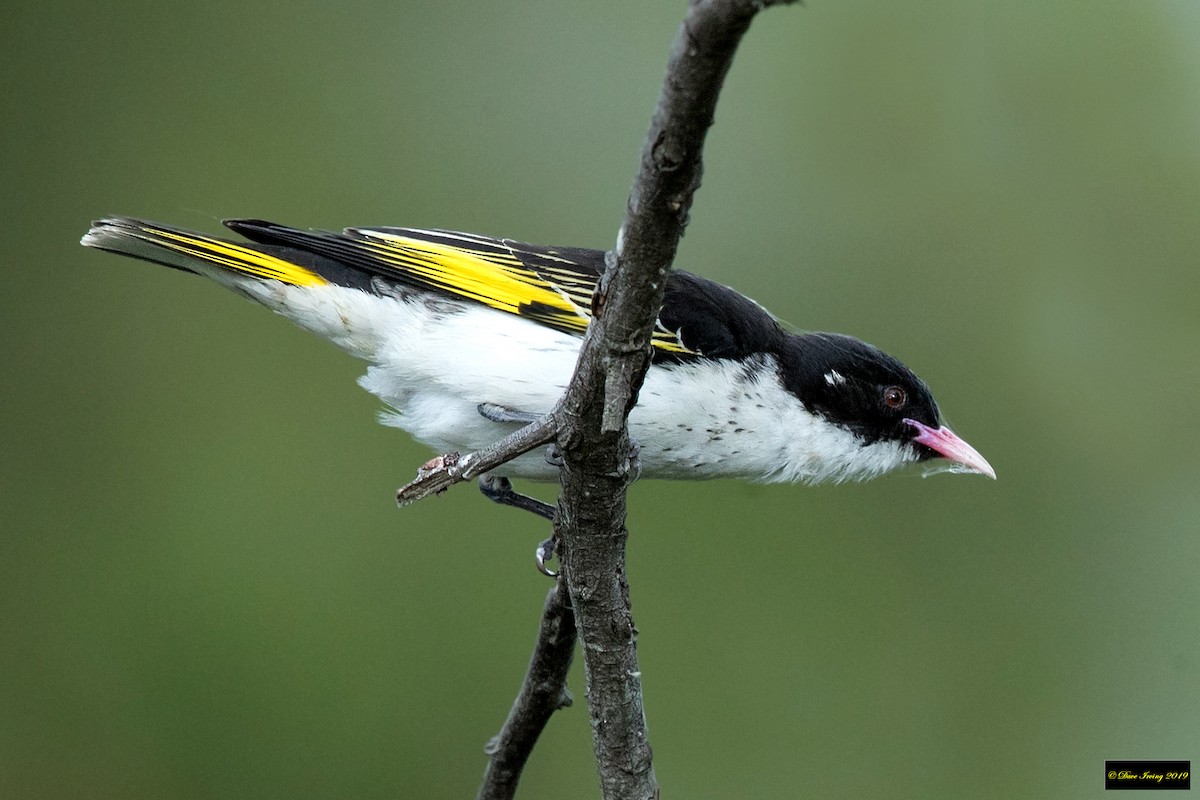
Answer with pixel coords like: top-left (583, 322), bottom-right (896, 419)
top-left (882, 386), bottom-right (907, 409)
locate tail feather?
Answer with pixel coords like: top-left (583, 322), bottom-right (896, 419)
top-left (81, 217), bottom-right (332, 288)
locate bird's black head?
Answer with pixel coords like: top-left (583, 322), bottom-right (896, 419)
top-left (780, 332), bottom-right (938, 447)
top-left (777, 332), bottom-right (994, 477)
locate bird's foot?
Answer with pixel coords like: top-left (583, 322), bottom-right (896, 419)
top-left (477, 474), bottom-right (554, 520)
top-left (475, 479), bottom-right (559, 578)
top-left (477, 475), bottom-right (559, 578)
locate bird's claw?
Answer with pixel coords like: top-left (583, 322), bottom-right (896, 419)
top-left (535, 536), bottom-right (558, 578)
top-left (624, 439), bottom-right (642, 483)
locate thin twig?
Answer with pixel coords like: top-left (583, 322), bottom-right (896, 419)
top-left (395, 414), bottom-right (559, 506)
top-left (477, 580), bottom-right (577, 800)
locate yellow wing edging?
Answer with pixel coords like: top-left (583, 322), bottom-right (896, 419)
top-left (151, 229), bottom-right (329, 287)
top-left (359, 234), bottom-right (586, 321)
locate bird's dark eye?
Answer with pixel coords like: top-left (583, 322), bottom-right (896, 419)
top-left (882, 386), bottom-right (907, 409)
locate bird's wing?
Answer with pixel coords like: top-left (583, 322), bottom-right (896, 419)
top-left (656, 271), bottom-right (786, 361)
top-left (86, 217), bottom-right (784, 361)
top-left (225, 219), bottom-right (695, 356)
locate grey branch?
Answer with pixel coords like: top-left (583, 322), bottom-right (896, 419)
top-left (477, 580), bottom-right (577, 800)
top-left (555, 2), bottom-right (798, 799)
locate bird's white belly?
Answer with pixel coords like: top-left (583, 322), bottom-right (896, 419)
top-left (272, 284), bottom-right (914, 484)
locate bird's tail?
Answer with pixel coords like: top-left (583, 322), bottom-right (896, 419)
top-left (81, 217), bottom-right (393, 360)
top-left (80, 217), bottom-right (332, 289)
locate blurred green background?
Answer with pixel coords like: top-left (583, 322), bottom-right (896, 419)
top-left (3, 1), bottom-right (1198, 798)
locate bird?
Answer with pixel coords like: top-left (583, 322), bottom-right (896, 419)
top-left (81, 217), bottom-right (994, 510)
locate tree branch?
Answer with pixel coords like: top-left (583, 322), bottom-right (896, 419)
top-left (555, 2), bottom-right (798, 798)
top-left (477, 580), bottom-right (577, 800)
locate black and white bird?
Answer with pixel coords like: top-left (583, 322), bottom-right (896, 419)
top-left (81, 217), bottom-right (994, 495)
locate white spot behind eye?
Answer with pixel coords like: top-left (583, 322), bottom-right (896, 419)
top-left (824, 370), bottom-right (846, 387)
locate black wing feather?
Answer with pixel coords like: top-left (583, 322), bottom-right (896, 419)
top-left (225, 218), bottom-right (784, 363)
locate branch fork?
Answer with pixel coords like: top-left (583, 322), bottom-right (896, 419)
top-left (395, 413), bottom-right (560, 507)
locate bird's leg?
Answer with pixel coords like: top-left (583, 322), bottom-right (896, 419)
top-left (473, 404), bottom-right (640, 575)
top-left (477, 474), bottom-right (559, 577)
top-left (478, 474), bottom-right (554, 520)
top-left (477, 402), bottom-right (543, 425)
top-left (475, 403), bottom-right (562, 575)
top-left (478, 402), bottom-right (563, 469)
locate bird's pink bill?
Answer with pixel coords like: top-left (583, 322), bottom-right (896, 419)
top-left (903, 419), bottom-right (996, 479)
